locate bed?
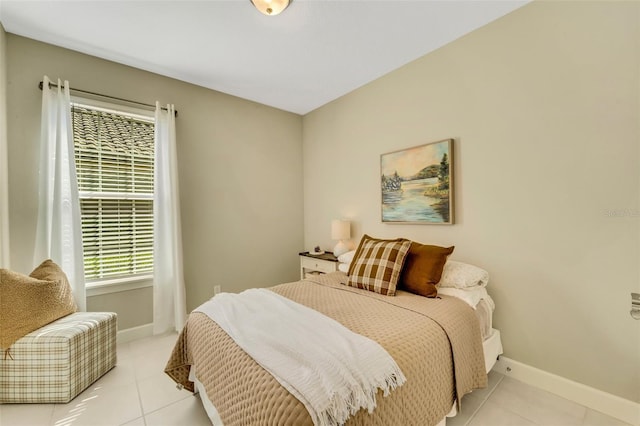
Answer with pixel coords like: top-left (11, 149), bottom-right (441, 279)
top-left (165, 270), bottom-right (503, 426)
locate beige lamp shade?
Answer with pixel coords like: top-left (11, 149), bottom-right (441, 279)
top-left (250, 0), bottom-right (291, 16)
top-left (331, 220), bottom-right (351, 256)
top-left (331, 220), bottom-right (350, 240)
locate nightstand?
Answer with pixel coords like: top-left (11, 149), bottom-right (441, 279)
top-left (299, 252), bottom-right (339, 280)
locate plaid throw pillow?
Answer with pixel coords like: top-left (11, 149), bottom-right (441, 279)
top-left (347, 235), bottom-right (412, 296)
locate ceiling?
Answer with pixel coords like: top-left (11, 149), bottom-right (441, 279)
top-left (0, 0), bottom-right (529, 115)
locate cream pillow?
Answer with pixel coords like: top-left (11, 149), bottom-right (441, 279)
top-left (0, 260), bottom-right (78, 349)
top-left (337, 250), bottom-right (356, 264)
top-left (438, 260), bottom-right (489, 289)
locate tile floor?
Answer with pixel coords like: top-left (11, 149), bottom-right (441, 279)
top-left (0, 332), bottom-right (632, 426)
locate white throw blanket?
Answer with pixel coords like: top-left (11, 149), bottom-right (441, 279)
top-left (195, 288), bottom-right (406, 426)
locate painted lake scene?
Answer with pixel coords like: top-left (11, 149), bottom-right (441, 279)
top-left (381, 139), bottom-right (453, 224)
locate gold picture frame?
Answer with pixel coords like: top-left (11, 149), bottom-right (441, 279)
top-left (381, 139), bottom-right (454, 224)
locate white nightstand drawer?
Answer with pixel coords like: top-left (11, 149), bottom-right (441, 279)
top-left (300, 256), bottom-right (336, 273)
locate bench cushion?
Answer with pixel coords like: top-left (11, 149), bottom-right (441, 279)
top-left (0, 311), bottom-right (117, 403)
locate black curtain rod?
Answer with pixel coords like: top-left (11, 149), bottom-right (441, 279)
top-left (38, 81), bottom-right (178, 117)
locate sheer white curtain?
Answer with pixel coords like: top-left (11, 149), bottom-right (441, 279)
top-left (153, 102), bottom-right (187, 334)
top-left (0, 68), bottom-right (8, 268)
top-left (33, 76), bottom-right (85, 310)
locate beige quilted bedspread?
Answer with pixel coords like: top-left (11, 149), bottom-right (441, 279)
top-left (165, 273), bottom-right (487, 426)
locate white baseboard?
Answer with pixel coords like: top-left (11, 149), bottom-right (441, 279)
top-left (117, 323), bottom-right (153, 344)
top-left (493, 356), bottom-right (640, 426)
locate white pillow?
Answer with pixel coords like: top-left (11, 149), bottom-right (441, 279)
top-left (438, 260), bottom-right (489, 289)
top-left (337, 250), bottom-right (356, 264)
top-left (338, 263), bottom-right (349, 273)
top-left (438, 286), bottom-right (492, 309)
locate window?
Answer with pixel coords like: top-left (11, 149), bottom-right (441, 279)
top-left (72, 103), bottom-right (154, 283)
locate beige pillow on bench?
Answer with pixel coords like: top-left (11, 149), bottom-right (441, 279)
top-left (0, 260), bottom-right (78, 350)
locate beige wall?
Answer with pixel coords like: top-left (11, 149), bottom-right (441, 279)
top-left (0, 23), bottom-right (9, 268)
top-left (4, 0), bottom-right (638, 404)
top-left (6, 35), bottom-right (304, 329)
top-left (87, 287), bottom-right (154, 331)
top-left (303, 1), bottom-right (640, 402)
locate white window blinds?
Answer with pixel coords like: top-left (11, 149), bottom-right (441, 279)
top-left (72, 104), bottom-right (154, 281)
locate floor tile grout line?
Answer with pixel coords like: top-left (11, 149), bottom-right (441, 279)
top-left (48, 403), bottom-right (56, 426)
top-left (483, 376), bottom-right (598, 426)
top-left (577, 403), bottom-right (589, 426)
top-left (133, 363), bottom-right (148, 426)
top-left (479, 379), bottom-right (540, 425)
top-left (471, 383), bottom-right (544, 426)
top-left (494, 376), bottom-right (604, 426)
top-left (484, 373), bottom-right (504, 401)
top-left (463, 372), bottom-right (505, 426)
top-left (142, 392), bottom-right (198, 421)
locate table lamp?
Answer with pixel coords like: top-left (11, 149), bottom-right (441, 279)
top-left (331, 219), bottom-right (351, 257)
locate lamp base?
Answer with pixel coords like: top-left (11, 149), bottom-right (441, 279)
top-left (333, 240), bottom-right (349, 257)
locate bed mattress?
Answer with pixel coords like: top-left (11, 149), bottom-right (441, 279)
top-left (166, 273), bottom-right (489, 426)
top-left (193, 328), bottom-right (503, 426)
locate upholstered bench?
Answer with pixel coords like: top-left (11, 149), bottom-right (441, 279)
top-left (0, 311), bottom-right (117, 403)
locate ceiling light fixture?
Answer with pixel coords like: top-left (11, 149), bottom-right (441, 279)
top-left (250, 0), bottom-right (291, 16)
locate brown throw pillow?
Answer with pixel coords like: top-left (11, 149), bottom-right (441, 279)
top-left (0, 260), bottom-right (78, 349)
top-left (347, 235), bottom-right (412, 296)
top-left (399, 243), bottom-right (455, 297)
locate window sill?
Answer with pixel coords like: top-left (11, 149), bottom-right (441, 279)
top-left (86, 275), bottom-right (153, 297)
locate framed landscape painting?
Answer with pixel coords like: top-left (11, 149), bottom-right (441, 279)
top-left (381, 139), bottom-right (454, 224)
